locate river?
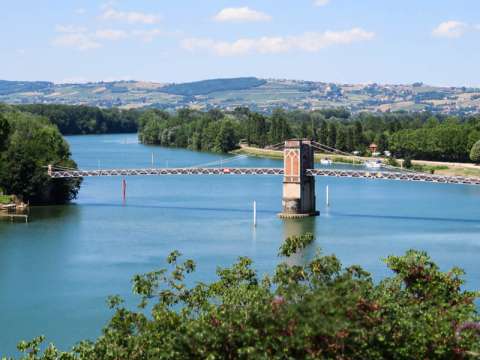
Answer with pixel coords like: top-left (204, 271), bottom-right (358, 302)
top-left (1, 133), bottom-right (480, 356)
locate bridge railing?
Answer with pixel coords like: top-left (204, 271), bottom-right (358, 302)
top-left (47, 166), bottom-right (480, 186)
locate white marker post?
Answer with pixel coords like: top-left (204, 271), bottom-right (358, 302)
top-left (151, 152), bottom-right (154, 167)
top-left (253, 201), bottom-right (257, 227)
top-left (326, 185), bottom-right (330, 207)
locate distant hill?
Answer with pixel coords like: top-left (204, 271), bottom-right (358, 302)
top-left (0, 80), bottom-right (54, 96)
top-left (0, 77), bottom-right (479, 115)
top-left (161, 77), bottom-right (266, 96)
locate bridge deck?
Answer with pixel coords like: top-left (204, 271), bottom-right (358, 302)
top-left (48, 167), bottom-right (480, 186)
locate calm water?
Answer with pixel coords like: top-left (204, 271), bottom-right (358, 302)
top-left (1, 133), bottom-right (480, 356)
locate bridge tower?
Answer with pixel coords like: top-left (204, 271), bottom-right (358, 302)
top-left (279, 139), bottom-right (319, 218)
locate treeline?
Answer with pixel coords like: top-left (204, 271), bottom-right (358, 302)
top-left (139, 107), bottom-right (480, 162)
top-left (139, 108), bottom-right (240, 153)
top-left (0, 107), bottom-right (81, 204)
top-left (15, 104), bottom-right (140, 135)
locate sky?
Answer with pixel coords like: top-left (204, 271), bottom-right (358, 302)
top-left (1, 0), bottom-right (479, 86)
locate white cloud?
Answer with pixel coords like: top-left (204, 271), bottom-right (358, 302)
top-left (52, 23), bottom-right (164, 50)
top-left (53, 25), bottom-right (101, 51)
top-left (475, 24), bottom-right (480, 30)
top-left (213, 7), bottom-right (271, 23)
top-left (75, 8), bottom-right (87, 15)
top-left (95, 29), bottom-right (128, 40)
top-left (52, 33), bottom-right (102, 51)
top-left (182, 28), bottom-right (374, 56)
top-left (432, 21), bottom-right (468, 38)
top-left (59, 76), bottom-right (90, 84)
top-left (132, 29), bottom-right (162, 42)
top-left (55, 24), bottom-right (88, 34)
top-left (101, 6), bottom-right (160, 24)
top-left (313, 0), bottom-right (330, 6)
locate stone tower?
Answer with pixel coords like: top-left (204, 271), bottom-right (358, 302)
top-left (278, 139), bottom-right (319, 218)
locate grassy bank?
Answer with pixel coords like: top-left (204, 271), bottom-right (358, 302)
top-left (232, 147), bottom-right (361, 165)
top-left (0, 195), bottom-right (14, 205)
top-left (233, 145), bottom-right (480, 179)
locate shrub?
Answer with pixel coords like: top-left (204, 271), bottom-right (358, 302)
top-left (403, 156), bottom-right (412, 169)
top-left (16, 239), bottom-right (480, 359)
top-left (470, 140), bottom-right (480, 164)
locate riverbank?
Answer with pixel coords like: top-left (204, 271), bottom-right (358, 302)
top-left (232, 145), bottom-right (480, 178)
top-left (0, 196), bottom-right (29, 222)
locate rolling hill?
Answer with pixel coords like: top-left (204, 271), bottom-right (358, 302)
top-left (1, 77), bottom-right (479, 115)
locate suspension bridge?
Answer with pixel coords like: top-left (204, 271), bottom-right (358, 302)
top-left (48, 140), bottom-right (480, 218)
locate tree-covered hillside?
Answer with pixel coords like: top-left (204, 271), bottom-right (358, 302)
top-left (139, 107), bottom-right (480, 162)
top-left (0, 80), bottom-right (54, 96)
top-left (160, 77), bottom-right (267, 96)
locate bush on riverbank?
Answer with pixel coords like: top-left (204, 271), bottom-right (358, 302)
top-left (0, 110), bottom-right (81, 204)
top-left (16, 236), bottom-right (480, 359)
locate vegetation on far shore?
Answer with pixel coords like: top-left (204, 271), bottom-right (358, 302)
top-left (0, 106), bottom-right (81, 204)
top-left (12, 234), bottom-right (480, 359)
top-left (138, 107), bottom-right (480, 164)
top-left (14, 104), bottom-right (139, 135)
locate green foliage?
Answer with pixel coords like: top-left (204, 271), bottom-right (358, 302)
top-left (278, 233), bottom-right (314, 257)
top-left (0, 110), bottom-right (81, 204)
top-left (15, 104), bottom-right (140, 135)
top-left (138, 109), bottom-right (240, 153)
top-left (403, 156), bottom-right (413, 169)
top-left (136, 107), bottom-right (480, 162)
top-left (160, 77), bottom-right (266, 96)
top-left (470, 140), bottom-right (480, 163)
top-left (387, 157), bottom-right (400, 167)
top-left (15, 239), bottom-right (480, 359)
top-left (0, 194), bottom-right (13, 204)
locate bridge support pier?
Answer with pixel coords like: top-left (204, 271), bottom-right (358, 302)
top-left (278, 139), bottom-right (319, 219)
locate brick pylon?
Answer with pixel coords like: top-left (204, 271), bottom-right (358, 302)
top-left (279, 139), bottom-right (319, 218)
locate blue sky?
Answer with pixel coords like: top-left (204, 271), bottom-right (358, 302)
top-left (1, 0), bottom-right (479, 86)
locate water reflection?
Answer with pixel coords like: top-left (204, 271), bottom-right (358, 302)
top-left (282, 217), bottom-right (317, 267)
top-left (29, 204), bottom-right (81, 221)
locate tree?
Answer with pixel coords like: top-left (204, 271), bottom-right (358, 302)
top-left (0, 114), bottom-right (9, 148)
top-left (470, 140), bottom-right (480, 164)
top-left (269, 109), bottom-right (291, 144)
top-left (319, 120), bottom-right (328, 145)
top-left (0, 111), bottom-right (81, 204)
top-left (376, 132), bottom-right (388, 153)
top-left (214, 120), bottom-right (238, 153)
top-left (353, 120), bottom-right (365, 150)
top-left (327, 122), bottom-right (337, 148)
top-left (403, 156), bottom-right (412, 169)
top-left (346, 127), bottom-right (355, 152)
top-left (17, 238), bottom-right (480, 359)
top-left (335, 126), bottom-right (347, 151)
